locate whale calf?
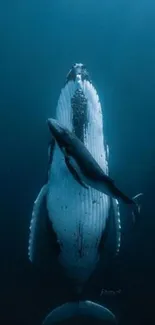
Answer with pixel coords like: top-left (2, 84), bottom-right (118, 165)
top-left (47, 117), bottom-right (142, 221)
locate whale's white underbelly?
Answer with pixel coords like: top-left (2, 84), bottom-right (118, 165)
top-left (46, 78), bottom-right (110, 282)
top-left (47, 146), bottom-right (109, 282)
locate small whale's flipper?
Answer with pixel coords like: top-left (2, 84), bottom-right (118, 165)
top-left (28, 184), bottom-right (61, 269)
top-left (132, 192), bottom-right (143, 207)
top-left (42, 300), bottom-right (117, 325)
top-left (64, 152), bottom-right (88, 189)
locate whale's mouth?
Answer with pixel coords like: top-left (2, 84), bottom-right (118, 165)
top-left (65, 63), bottom-right (91, 84)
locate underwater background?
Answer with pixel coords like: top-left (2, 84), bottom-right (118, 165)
top-left (0, 0), bottom-right (155, 324)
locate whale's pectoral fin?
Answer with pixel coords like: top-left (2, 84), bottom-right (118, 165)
top-left (64, 153), bottom-right (88, 189)
top-left (131, 192), bottom-right (143, 223)
top-left (98, 197), bottom-right (121, 265)
top-left (48, 137), bottom-right (55, 166)
top-left (28, 184), bottom-right (61, 270)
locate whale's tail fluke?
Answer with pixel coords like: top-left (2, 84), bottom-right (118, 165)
top-left (42, 300), bottom-right (117, 324)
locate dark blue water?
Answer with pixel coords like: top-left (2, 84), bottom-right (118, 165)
top-left (0, 1), bottom-right (155, 324)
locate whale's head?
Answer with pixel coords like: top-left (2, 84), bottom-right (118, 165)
top-left (65, 63), bottom-right (91, 86)
top-left (55, 62), bottom-right (108, 171)
top-left (56, 63), bottom-right (97, 142)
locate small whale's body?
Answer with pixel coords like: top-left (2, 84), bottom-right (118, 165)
top-left (47, 118), bottom-right (142, 215)
top-left (28, 63), bottom-right (121, 324)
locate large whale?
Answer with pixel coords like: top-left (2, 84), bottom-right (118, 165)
top-left (28, 63), bottom-right (122, 324)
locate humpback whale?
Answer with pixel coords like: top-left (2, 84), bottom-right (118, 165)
top-left (28, 63), bottom-right (124, 324)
